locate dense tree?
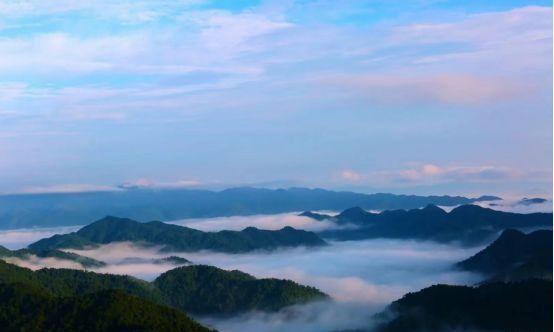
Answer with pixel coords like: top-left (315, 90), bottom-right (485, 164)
top-left (0, 283), bottom-right (211, 332)
top-left (154, 265), bottom-right (329, 314)
top-left (29, 216), bottom-right (327, 253)
top-left (375, 279), bottom-right (552, 332)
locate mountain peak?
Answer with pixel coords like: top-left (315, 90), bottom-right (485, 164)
top-left (421, 204), bottom-right (446, 213)
top-left (338, 206), bottom-right (369, 217)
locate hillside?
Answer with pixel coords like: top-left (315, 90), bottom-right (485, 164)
top-left (0, 260), bottom-right (328, 315)
top-left (29, 216), bottom-right (327, 253)
top-left (456, 229), bottom-right (552, 279)
top-left (375, 279), bottom-right (552, 332)
top-left (0, 283), bottom-right (210, 332)
top-left (154, 265), bottom-right (329, 314)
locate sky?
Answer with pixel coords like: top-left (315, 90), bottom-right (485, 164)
top-left (0, 0), bottom-right (552, 197)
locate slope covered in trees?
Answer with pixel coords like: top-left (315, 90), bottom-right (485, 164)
top-left (456, 229), bottom-right (552, 281)
top-left (0, 260), bottom-right (328, 315)
top-left (307, 204), bottom-right (552, 244)
top-left (154, 265), bottom-right (329, 314)
top-left (29, 216), bottom-right (327, 253)
top-left (375, 279), bottom-right (552, 332)
top-left (0, 283), bottom-right (211, 332)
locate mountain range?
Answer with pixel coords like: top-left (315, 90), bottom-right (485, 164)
top-left (29, 216), bottom-right (327, 253)
top-left (0, 187), bottom-right (500, 229)
top-left (305, 204), bottom-right (552, 244)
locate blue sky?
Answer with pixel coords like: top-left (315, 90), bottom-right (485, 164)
top-left (0, 0), bottom-right (552, 197)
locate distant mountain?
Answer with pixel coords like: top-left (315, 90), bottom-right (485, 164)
top-left (29, 216), bottom-right (327, 253)
top-left (0, 283), bottom-right (211, 332)
top-left (0, 245), bottom-right (106, 268)
top-left (375, 279), bottom-right (552, 332)
top-left (298, 211), bottom-right (333, 221)
top-left (153, 265), bottom-right (329, 315)
top-left (516, 197), bottom-right (549, 206)
top-left (116, 256), bottom-right (192, 266)
top-left (0, 260), bottom-right (328, 315)
top-left (456, 229), bottom-right (552, 280)
top-left (311, 204), bottom-right (552, 244)
top-left (0, 187), bottom-right (500, 229)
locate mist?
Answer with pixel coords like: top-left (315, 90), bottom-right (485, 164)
top-left (0, 225), bottom-right (81, 249)
top-left (169, 211), bottom-right (344, 232)
top-left (0, 212), bottom-right (490, 331)
top-left (64, 238), bottom-right (483, 331)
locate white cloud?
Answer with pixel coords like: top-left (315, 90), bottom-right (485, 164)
top-left (0, 225), bottom-right (80, 250)
top-left (119, 178), bottom-right (202, 189)
top-left (340, 170), bottom-right (363, 182)
top-left (16, 183), bottom-right (121, 194)
top-left (336, 163), bottom-right (536, 187)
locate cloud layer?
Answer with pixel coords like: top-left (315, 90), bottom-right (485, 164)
top-left (0, 2), bottom-right (551, 194)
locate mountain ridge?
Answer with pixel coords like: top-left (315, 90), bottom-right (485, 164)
top-left (29, 215), bottom-right (327, 253)
top-left (307, 204), bottom-right (552, 244)
top-left (0, 187), bottom-right (501, 229)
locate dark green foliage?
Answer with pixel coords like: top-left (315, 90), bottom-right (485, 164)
top-left (376, 279), bottom-right (553, 332)
top-left (154, 265), bottom-right (329, 315)
top-left (0, 260), bottom-right (164, 303)
top-left (0, 283), bottom-right (211, 332)
top-left (457, 229), bottom-right (552, 276)
top-left (0, 260), bottom-right (328, 315)
top-left (29, 216), bottom-right (327, 252)
top-left (317, 204), bottom-right (552, 244)
top-left (0, 187), bottom-right (500, 229)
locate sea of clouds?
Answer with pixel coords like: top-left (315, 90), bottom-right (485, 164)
top-left (0, 206), bottom-right (548, 331)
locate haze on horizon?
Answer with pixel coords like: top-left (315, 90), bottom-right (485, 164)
top-left (0, 0), bottom-right (552, 197)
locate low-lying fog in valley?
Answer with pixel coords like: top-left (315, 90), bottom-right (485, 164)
top-left (0, 211), bottom-right (494, 331)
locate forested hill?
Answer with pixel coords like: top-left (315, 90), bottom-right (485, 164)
top-left (311, 204), bottom-right (552, 244)
top-left (375, 279), bottom-right (552, 332)
top-left (456, 229), bottom-right (552, 281)
top-left (29, 216), bottom-right (327, 253)
top-left (0, 260), bottom-right (328, 315)
top-left (0, 187), bottom-right (500, 229)
top-left (0, 284), bottom-right (212, 332)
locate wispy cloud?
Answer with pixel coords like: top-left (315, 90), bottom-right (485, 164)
top-left (337, 163), bottom-right (545, 187)
top-left (0, 2), bottom-right (550, 194)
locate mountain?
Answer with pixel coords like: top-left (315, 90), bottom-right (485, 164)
top-left (153, 265), bottom-right (329, 315)
top-left (0, 245), bottom-right (106, 268)
top-left (29, 216), bottom-right (327, 253)
top-left (298, 211), bottom-right (333, 221)
top-left (516, 197), bottom-right (548, 206)
top-left (456, 229), bottom-right (552, 279)
top-left (0, 260), bottom-right (165, 304)
top-left (0, 260), bottom-right (328, 315)
top-left (313, 204), bottom-right (552, 244)
top-left (0, 187), bottom-right (500, 229)
top-left (0, 283), bottom-right (211, 332)
top-left (488, 251), bottom-right (553, 282)
top-left (375, 279), bottom-right (552, 332)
